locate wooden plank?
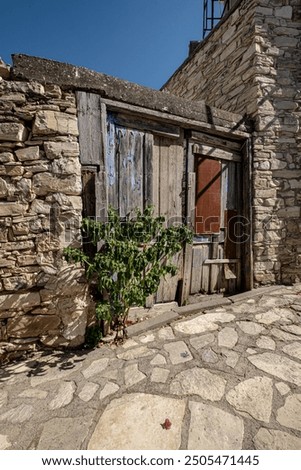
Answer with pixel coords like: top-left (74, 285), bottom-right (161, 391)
top-left (106, 116), bottom-right (118, 209)
top-left (235, 162), bottom-right (242, 292)
top-left (203, 258), bottom-right (239, 265)
top-left (160, 252), bottom-right (182, 302)
top-left (152, 136), bottom-right (160, 216)
top-left (210, 235), bottom-right (219, 293)
top-left (143, 133), bottom-right (153, 207)
top-left (156, 138), bottom-right (184, 301)
top-left (159, 137), bottom-right (170, 221)
top-left (100, 102), bottom-right (107, 167)
top-left (193, 144), bottom-right (241, 162)
top-left (227, 264), bottom-right (237, 294)
top-left (118, 127), bottom-right (144, 217)
top-left (227, 162), bottom-right (237, 210)
top-left (236, 260), bottom-right (242, 291)
top-left (168, 141), bottom-right (178, 222)
top-left (117, 126), bottom-right (128, 217)
top-left (242, 138), bottom-right (253, 290)
top-left (111, 112), bottom-right (180, 139)
top-left (224, 264), bottom-right (237, 280)
top-left (175, 139), bottom-right (185, 221)
top-left (221, 162), bottom-right (228, 229)
top-left (195, 158), bottom-right (221, 234)
top-left (82, 167), bottom-right (96, 218)
top-left (81, 167), bottom-right (96, 257)
top-left (131, 129), bottom-right (144, 212)
top-left (217, 245), bottom-right (225, 292)
top-left (102, 98), bottom-right (251, 139)
top-left (181, 169), bottom-right (195, 303)
top-left (76, 91), bottom-right (102, 165)
top-left (190, 246), bottom-right (203, 294)
top-left (201, 244), bottom-right (210, 293)
top-left (190, 130), bottom-right (242, 152)
top-left (97, 102), bottom-right (108, 221)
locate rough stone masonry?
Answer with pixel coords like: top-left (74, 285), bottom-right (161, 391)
top-left (163, 0), bottom-right (301, 286)
top-left (0, 58), bottom-right (92, 361)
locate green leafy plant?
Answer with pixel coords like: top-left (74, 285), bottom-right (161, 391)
top-left (64, 206), bottom-right (192, 344)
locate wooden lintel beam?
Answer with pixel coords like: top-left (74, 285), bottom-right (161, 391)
top-left (203, 258), bottom-right (240, 265)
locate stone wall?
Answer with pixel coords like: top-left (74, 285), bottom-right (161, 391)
top-left (0, 60), bottom-right (91, 361)
top-left (163, 0), bottom-right (301, 285)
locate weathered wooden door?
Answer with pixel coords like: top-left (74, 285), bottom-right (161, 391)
top-left (106, 113), bottom-right (153, 216)
top-left (183, 131), bottom-right (251, 298)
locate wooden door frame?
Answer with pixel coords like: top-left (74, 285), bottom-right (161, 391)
top-left (180, 132), bottom-right (253, 304)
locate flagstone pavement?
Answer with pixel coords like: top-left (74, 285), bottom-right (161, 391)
top-left (1, 284), bottom-right (301, 450)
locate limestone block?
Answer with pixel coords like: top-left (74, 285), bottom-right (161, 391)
top-left (33, 110), bottom-right (78, 136)
top-left (32, 172), bottom-right (81, 196)
top-left (88, 393), bottom-right (185, 450)
top-left (170, 367), bottom-right (226, 401)
top-left (37, 416), bottom-right (92, 450)
top-left (226, 376), bottom-right (273, 423)
top-left (0, 259), bottom-right (15, 268)
top-left (82, 358), bottom-right (109, 379)
top-left (44, 84), bottom-right (62, 98)
top-left (0, 93), bottom-right (26, 104)
top-left (275, 6), bottom-right (293, 19)
top-left (0, 202), bottom-right (28, 217)
top-left (0, 59), bottom-right (10, 79)
top-left (2, 275), bottom-right (35, 291)
top-left (289, 180), bottom-right (301, 189)
top-left (276, 395), bottom-right (301, 431)
top-left (0, 291), bottom-right (40, 311)
top-left (61, 310), bottom-right (87, 341)
top-left (49, 381), bottom-right (76, 410)
top-left (278, 207), bottom-right (300, 218)
top-left (99, 382), bottom-right (119, 401)
top-left (15, 146), bottom-right (39, 161)
top-left (0, 434), bottom-right (10, 449)
top-left (51, 157), bottom-right (81, 176)
top-left (117, 345), bottom-right (154, 361)
top-left (249, 353), bottom-right (301, 386)
top-left (0, 403), bottom-right (33, 424)
top-left (188, 401), bottom-right (244, 450)
top-left (256, 7), bottom-right (273, 16)
top-left (2, 80), bottom-right (44, 96)
top-left (29, 199), bottom-right (51, 214)
top-left (163, 341), bottom-right (193, 364)
top-left (254, 428), bottom-right (301, 450)
top-left (78, 382), bottom-right (99, 402)
top-left (271, 159), bottom-right (287, 170)
top-left (275, 36), bottom-right (298, 48)
top-left (218, 327), bottom-right (238, 348)
top-left (124, 364), bottom-right (146, 387)
top-left (222, 25), bottom-right (236, 44)
top-left (4, 240), bottom-right (34, 251)
top-left (44, 141), bottom-right (79, 159)
top-left (0, 152), bottom-right (14, 163)
top-left (0, 178), bottom-right (8, 197)
top-left (0, 123), bottom-right (28, 142)
top-left (7, 314), bottom-right (61, 338)
top-left (4, 163), bottom-right (24, 176)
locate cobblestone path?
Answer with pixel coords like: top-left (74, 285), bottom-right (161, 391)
top-left (1, 285), bottom-right (301, 450)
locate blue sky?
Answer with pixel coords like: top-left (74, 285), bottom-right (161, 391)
top-left (1, 0), bottom-right (207, 89)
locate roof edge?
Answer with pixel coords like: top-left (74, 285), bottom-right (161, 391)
top-left (11, 54), bottom-right (252, 134)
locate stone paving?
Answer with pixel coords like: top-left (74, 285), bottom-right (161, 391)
top-left (1, 284), bottom-right (301, 450)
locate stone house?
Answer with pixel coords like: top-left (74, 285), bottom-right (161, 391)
top-left (0, 0), bottom-right (300, 360)
top-left (163, 0), bottom-right (301, 286)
